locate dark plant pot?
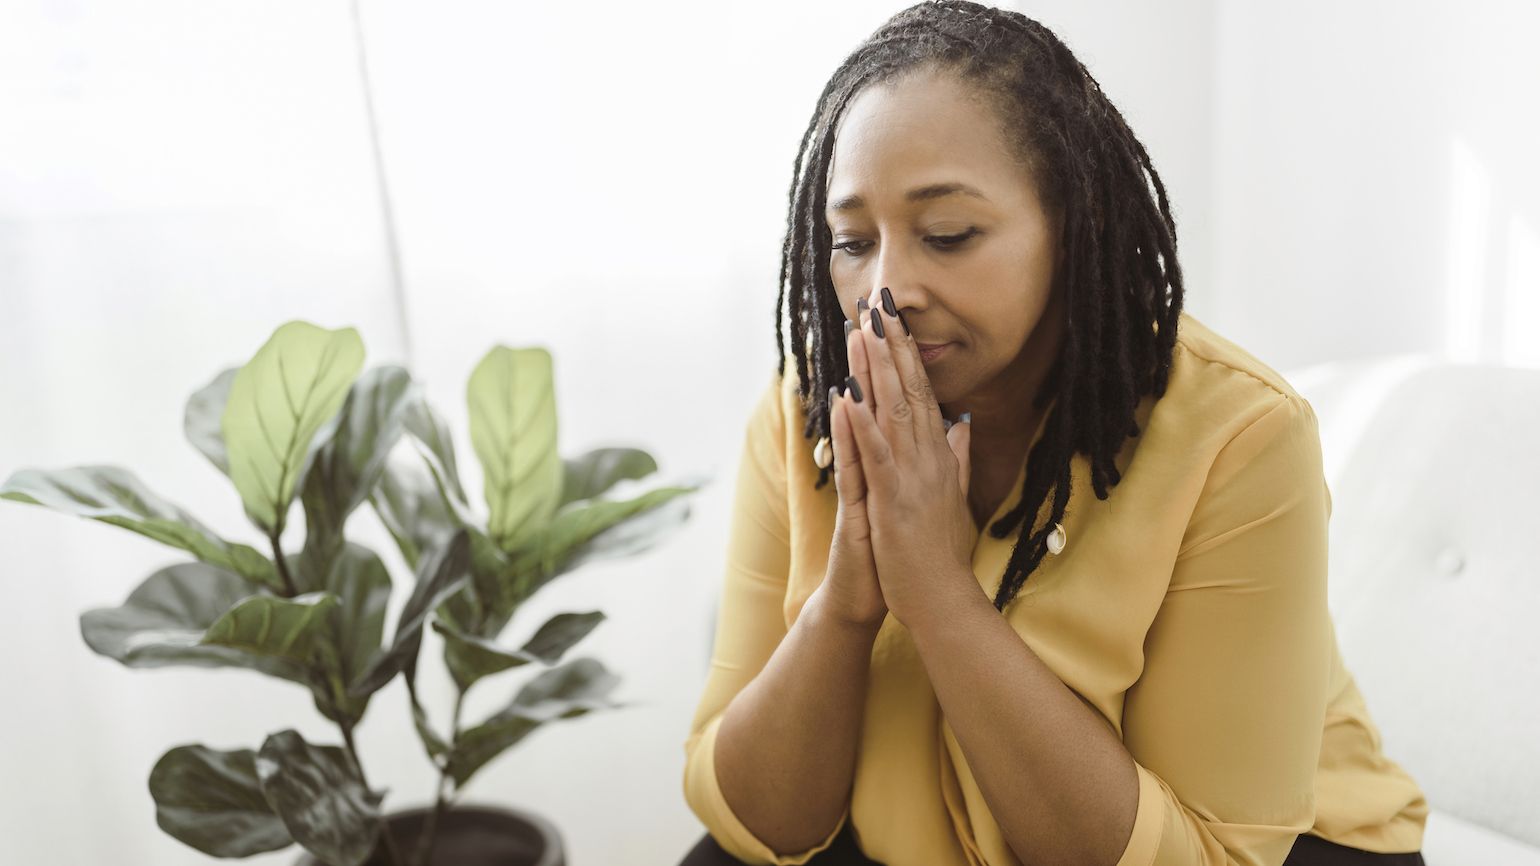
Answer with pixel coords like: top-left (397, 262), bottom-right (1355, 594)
top-left (292, 803), bottom-right (566, 866)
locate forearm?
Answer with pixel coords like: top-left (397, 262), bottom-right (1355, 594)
top-left (906, 574), bottom-right (1138, 866)
top-left (713, 585), bottom-right (881, 856)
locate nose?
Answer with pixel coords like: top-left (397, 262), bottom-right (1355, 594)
top-left (869, 285), bottom-right (916, 337)
top-left (871, 247), bottom-right (908, 309)
top-left (869, 242), bottom-right (928, 318)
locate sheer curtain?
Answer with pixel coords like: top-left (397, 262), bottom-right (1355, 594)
top-left (0, 3), bottom-right (410, 865)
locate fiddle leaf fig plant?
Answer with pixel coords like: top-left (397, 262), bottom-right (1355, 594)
top-left (1, 319), bottom-right (705, 866)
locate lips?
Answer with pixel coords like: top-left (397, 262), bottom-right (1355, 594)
top-left (917, 342), bottom-right (952, 362)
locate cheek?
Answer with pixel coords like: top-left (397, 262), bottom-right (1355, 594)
top-left (828, 267), bottom-right (858, 317)
top-left (952, 286), bottom-right (1037, 370)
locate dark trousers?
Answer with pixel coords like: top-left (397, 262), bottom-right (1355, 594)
top-left (676, 821), bottom-right (1428, 865)
top-left (677, 821), bottom-right (882, 865)
top-left (1283, 832), bottom-right (1427, 865)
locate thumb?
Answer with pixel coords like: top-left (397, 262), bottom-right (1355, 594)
top-left (946, 412), bottom-right (972, 500)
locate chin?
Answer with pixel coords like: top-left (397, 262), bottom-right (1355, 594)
top-left (928, 375), bottom-right (957, 406)
top-left (930, 363), bottom-right (980, 410)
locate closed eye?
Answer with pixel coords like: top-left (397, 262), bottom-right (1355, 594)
top-left (832, 228), bottom-right (981, 256)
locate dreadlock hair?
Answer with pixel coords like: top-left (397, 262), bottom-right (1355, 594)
top-left (772, 0), bottom-right (1184, 613)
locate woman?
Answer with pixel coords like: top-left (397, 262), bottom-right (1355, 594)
top-left (680, 2), bottom-right (1428, 864)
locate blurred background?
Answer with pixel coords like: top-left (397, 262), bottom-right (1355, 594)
top-left (1, 1), bottom-right (1536, 864)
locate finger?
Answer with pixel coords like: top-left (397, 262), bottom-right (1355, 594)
top-left (862, 291), bottom-right (914, 452)
top-left (828, 385), bottom-right (866, 507)
top-left (878, 286), bottom-right (945, 445)
top-left (842, 368), bottom-right (896, 495)
top-left (848, 303), bottom-right (877, 416)
top-left (946, 411), bottom-right (972, 501)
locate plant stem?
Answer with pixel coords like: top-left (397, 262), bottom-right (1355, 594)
top-left (412, 690), bottom-right (466, 866)
top-left (341, 720), bottom-right (406, 866)
top-left (268, 530), bottom-right (299, 596)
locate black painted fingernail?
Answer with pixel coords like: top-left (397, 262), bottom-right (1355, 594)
top-left (844, 319), bottom-right (854, 340)
top-left (856, 297), bottom-right (869, 318)
top-left (828, 384), bottom-right (839, 406)
top-left (878, 288), bottom-right (912, 336)
top-left (845, 375), bottom-right (863, 403)
top-left (871, 306), bottom-right (886, 338)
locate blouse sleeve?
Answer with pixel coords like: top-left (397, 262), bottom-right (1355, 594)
top-left (1114, 393), bottom-right (1334, 866)
top-left (681, 371), bottom-right (851, 865)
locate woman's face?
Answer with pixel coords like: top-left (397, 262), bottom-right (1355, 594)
top-left (825, 67), bottom-right (1063, 408)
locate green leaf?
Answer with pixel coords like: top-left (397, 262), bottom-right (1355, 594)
top-left (346, 529), bottom-right (472, 698)
top-left (223, 320), bottom-right (365, 534)
top-left (298, 366), bottom-right (415, 584)
top-left (403, 388), bottom-right (469, 506)
top-left (311, 543), bottom-right (393, 724)
top-left (512, 481), bottom-right (702, 606)
top-left (369, 448), bottom-right (459, 573)
top-left (148, 745), bottom-right (293, 858)
top-left (435, 622), bottom-right (521, 693)
top-left (446, 657), bottom-right (625, 787)
top-left (1, 465), bottom-right (279, 590)
top-left (184, 367), bottom-right (239, 477)
top-left (255, 730), bottom-right (383, 866)
top-left (434, 527), bottom-right (522, 691)
top-left (368, 387), bottom-right (483, 584)
top-left (559, 447), bottom-right (658, 507)
top-left (201, 592), bottom-right (339, 667)
top-left (467, 524), bottom-right (520, 629)
top-left (407, 675), bottom-right (450, 760)
top-left (408, 432), bottom-right (482, 531)
top-left (436, 480), bottom-right (702, 649)
top-left (467, 346), bottom-right (561, 553)
top-left (79, 562), bottom-right (310, 686)
top-left (433, 611), bottom-right (605, 693)
top-left (518, 610), bottom-right (607, 661)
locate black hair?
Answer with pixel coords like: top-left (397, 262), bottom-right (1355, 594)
top-left (772, 0), bottom-right (1184, 612)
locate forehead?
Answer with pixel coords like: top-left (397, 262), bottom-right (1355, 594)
top-left (826, 70), bottom-right (1020, 214)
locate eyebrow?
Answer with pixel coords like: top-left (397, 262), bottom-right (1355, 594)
top-left (827, 182), bottom-right (990, 213)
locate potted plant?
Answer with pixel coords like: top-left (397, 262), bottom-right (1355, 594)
top-left (1, 320), bottom-right (704, 866)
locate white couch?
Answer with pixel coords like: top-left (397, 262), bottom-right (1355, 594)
top-left (1287, 354), bottom-right (1540, 865)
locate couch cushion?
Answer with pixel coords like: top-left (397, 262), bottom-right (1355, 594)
top-left (1423, 809), bottom-right (1540, 865)
top-left (1289, 358), bottom-right (1540, 850)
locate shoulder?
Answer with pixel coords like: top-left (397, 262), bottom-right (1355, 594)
top-left (1155, 313), bottom-right (1324, 518)
top-left (1162, 310), bottom-right (1315, 443)
top-left (1154, 316), bottom-right (1330, 564)
top-left (1171, 310), bottom-right (1302, 401)
top-left (740, 355), bottom-right (817, 471)
top-left (1126, 312), bottom-right (1323, 521)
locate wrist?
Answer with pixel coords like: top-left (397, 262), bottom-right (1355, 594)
top-left (807, 586), bottom-right (886, 638)
top-left (897, 567), bottom-right (985, 636)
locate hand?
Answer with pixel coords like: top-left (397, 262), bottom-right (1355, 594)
top-left (840, 287), bottom-right (976, 627)
top-left (819, 310), bottom-right (887, 630)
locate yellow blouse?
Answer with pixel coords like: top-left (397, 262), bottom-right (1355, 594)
top-left (683, 311), bottom-right (1428, 866)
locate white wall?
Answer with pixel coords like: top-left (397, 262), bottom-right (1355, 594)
top-left (0, 2), bottom-right (1533, 865)
top-left (1209, 0), bottom-right (1540, 371)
